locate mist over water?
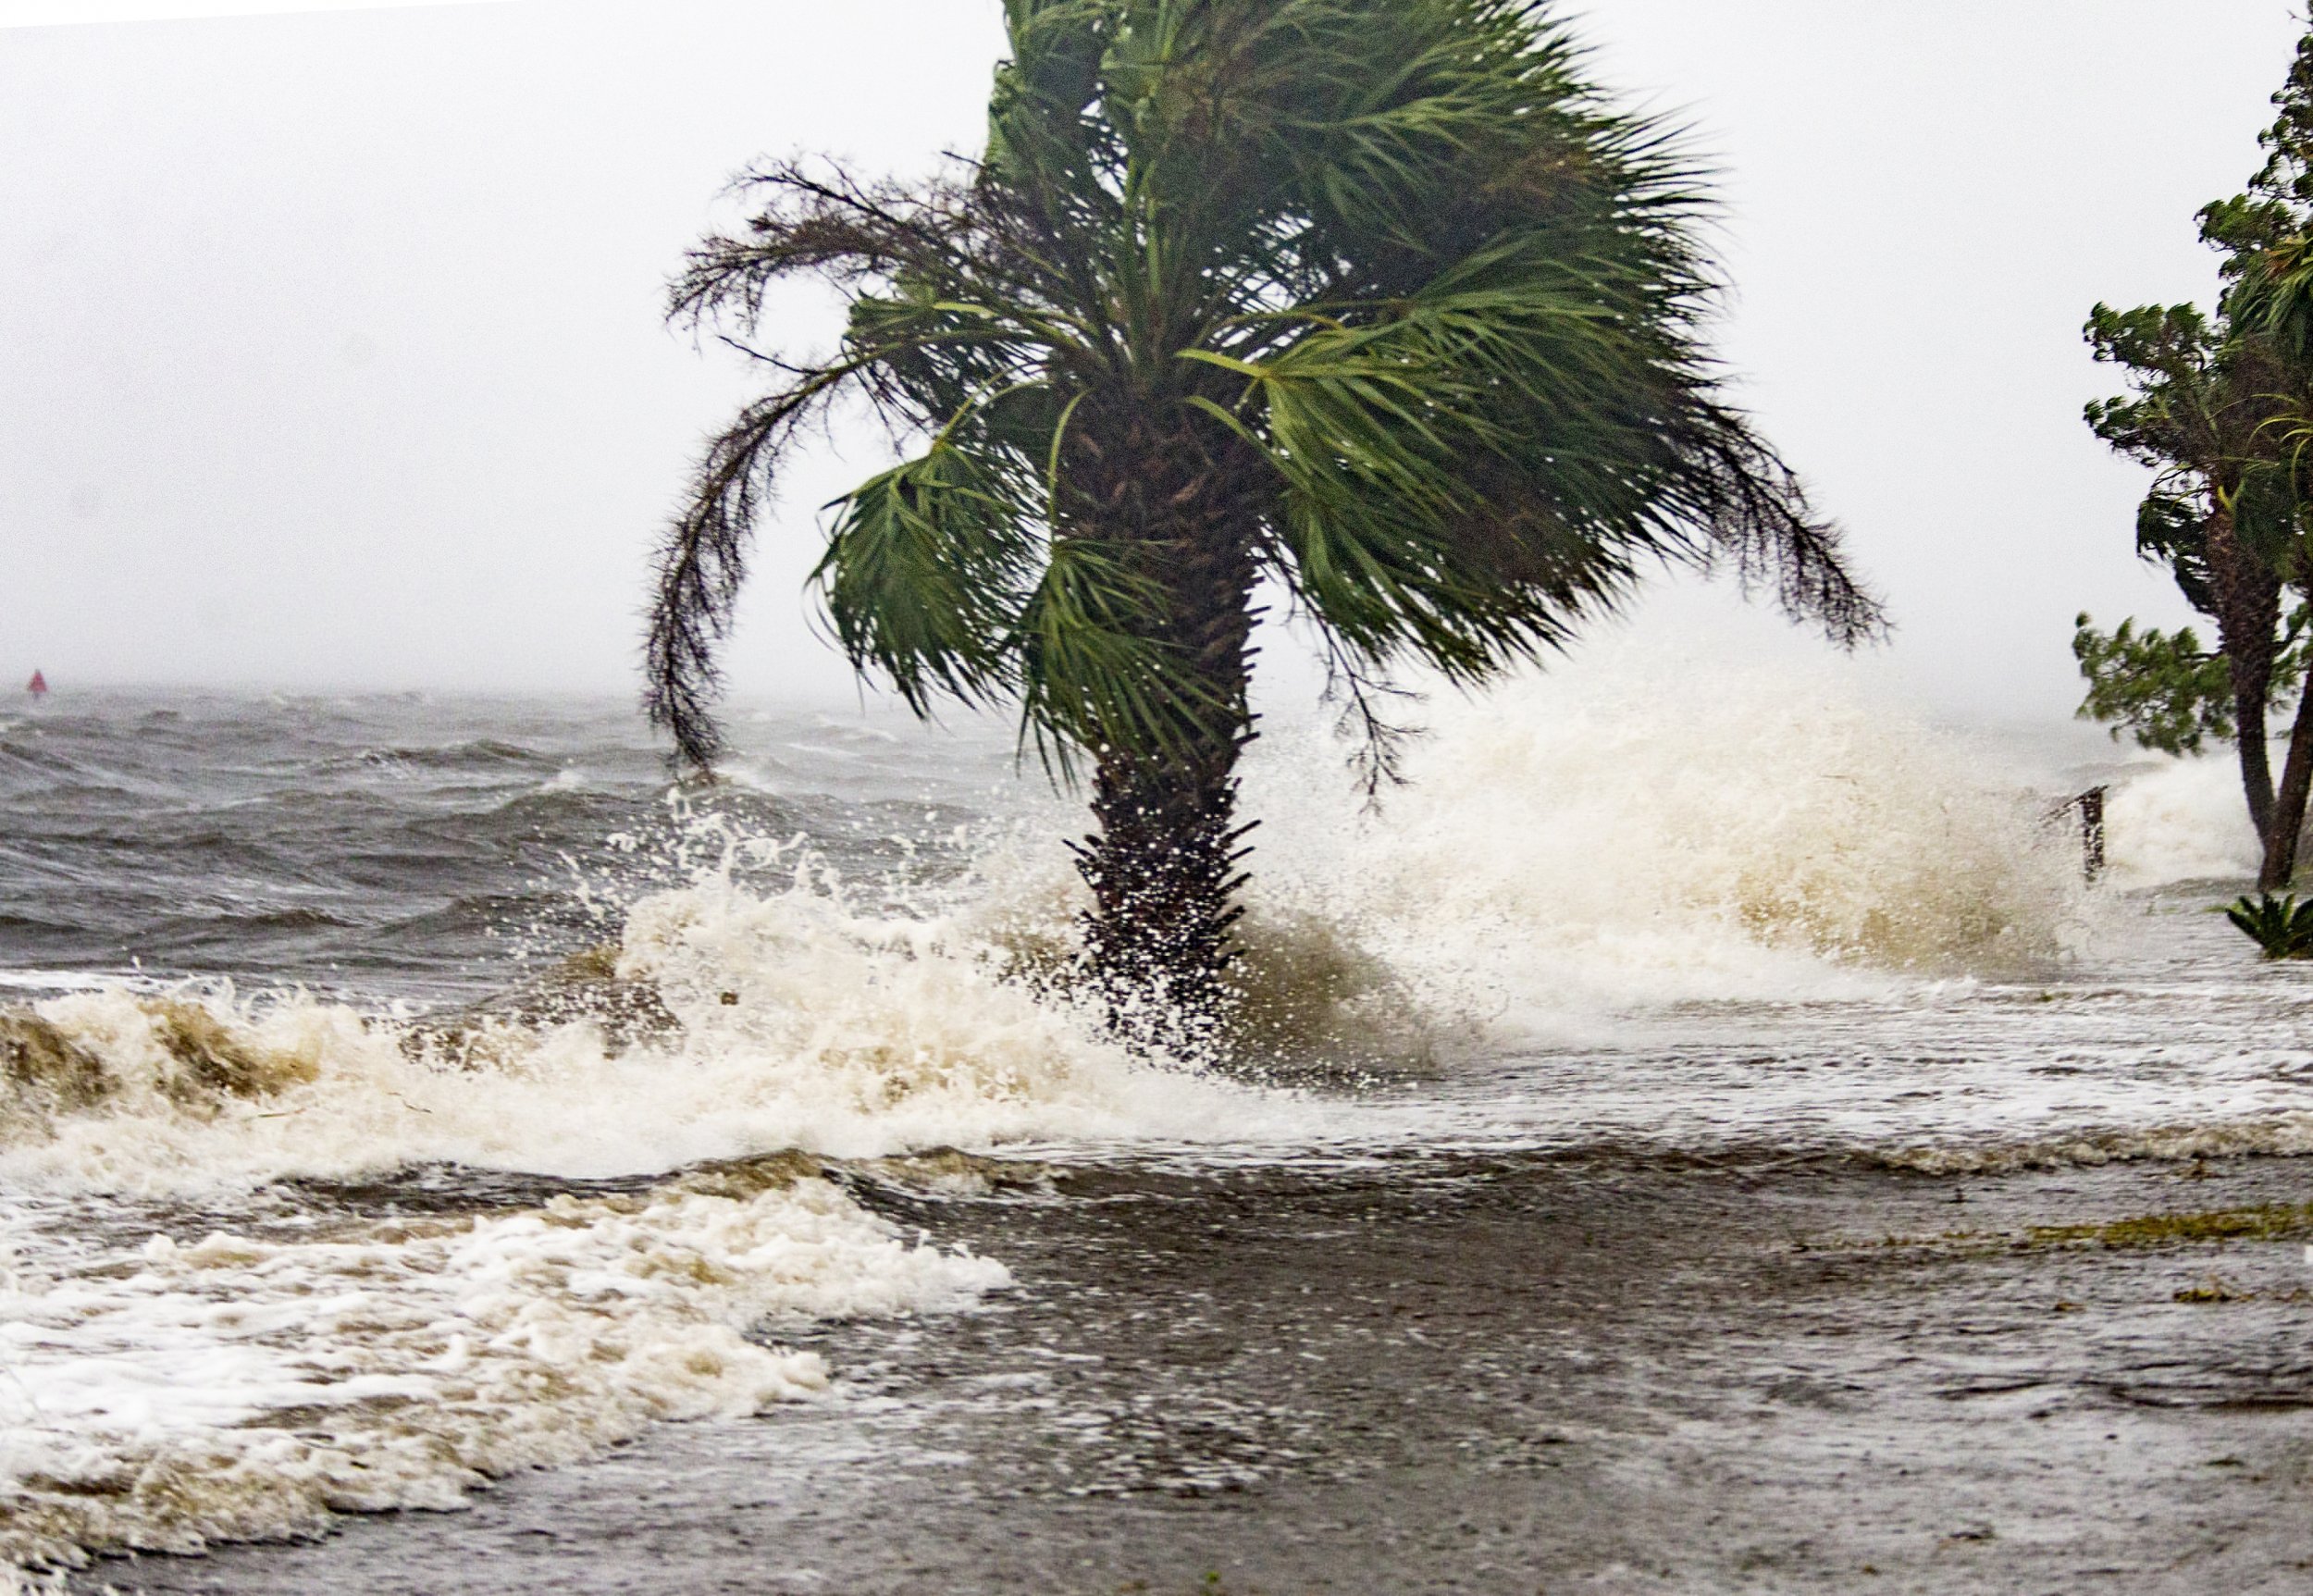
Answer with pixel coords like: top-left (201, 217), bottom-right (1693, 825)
top-left (0, 653), bottom-right (2302, 1574)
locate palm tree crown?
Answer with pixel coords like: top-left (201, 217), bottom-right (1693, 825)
top-left (648, 0), bottom-right (1882, 1023)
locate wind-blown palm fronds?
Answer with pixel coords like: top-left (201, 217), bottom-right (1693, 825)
top-left (648, 0), bottom-right (1884, 1022)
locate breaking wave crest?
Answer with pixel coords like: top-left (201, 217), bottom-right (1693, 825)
top-left (0, 853), bottom-right (1270, 1571)
top-left (1236, 658), bottom-right (2095, 1045)
top-left (0, 865), bottom-right (1271, 1198)
top-left (951, 655), bottom-right (2101, 1062)
top-left (0, 654), bottom-right (2209, 1572)
top-left (2097, 751), bottom-right (2264, 889)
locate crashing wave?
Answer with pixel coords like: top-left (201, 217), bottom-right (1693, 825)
top-left (0, 650), bottom-right (2222, 1574)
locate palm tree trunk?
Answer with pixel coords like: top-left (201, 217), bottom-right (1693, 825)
top-left (2260, 662), bottom-right (2313, 888)
top-left (1070, 409), bottom-right (1262, 1033)
top-left (1079, 724), bottom-right (1254, 1028)
top-left (2207, 512), bottom-right (2282, 847)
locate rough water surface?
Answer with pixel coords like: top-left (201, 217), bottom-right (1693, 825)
top-left (0, 666), bottom-right (2304, 1592)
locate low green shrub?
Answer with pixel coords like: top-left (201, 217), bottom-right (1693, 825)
top-left (2220, 892), bottom-right (2313, 959)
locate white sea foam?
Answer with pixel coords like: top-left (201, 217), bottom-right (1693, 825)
top-left (943, 651), bottom-right (2102, 1065)
top-left (0, 856), bottom-right (1275, 1569)
top-left (0, 1567), bottom-right (83, 1596)
top-left (1876, 1112), bottom-right (2313, 1175)
top-left (0, 868), bottom-right (1275, 1199)
top-left (0, 1167), bottom-right (1003, 1568)
top-left (2098, 752), bottom-right (2263, 889)
top-left (0, 652), bottom-right (2281, 1572)
top-left (1234, 653), bottom-right (2096, 1047)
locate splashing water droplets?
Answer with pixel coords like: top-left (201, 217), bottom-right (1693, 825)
top-left (0, 658), bottom-right (2260, 1574)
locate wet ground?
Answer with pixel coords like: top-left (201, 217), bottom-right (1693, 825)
top-left (73, 1146), bottom-right (2313, 1595)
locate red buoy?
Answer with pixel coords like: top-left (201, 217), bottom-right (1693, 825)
top-left (26, 670), bottom-right (46, 697)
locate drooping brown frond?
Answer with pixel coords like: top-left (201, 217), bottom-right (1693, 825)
top-left (668, 160), bottom-right (980, 337)
top-left (1317, 638), bottom-right (1426, 803)
top-left (1676, 408), bottom-right (1888, 649)
top-left (643, 377), bottom-right (843, 767)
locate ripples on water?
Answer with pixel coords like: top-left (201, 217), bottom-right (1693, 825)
top-left (0, 674), bottom-right (2298, 1574)
top-left (0, 692), bottom-right (1003, 1002)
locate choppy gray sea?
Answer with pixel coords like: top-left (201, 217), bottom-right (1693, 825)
top-left (1, 680), bottom-right (2309, 1593)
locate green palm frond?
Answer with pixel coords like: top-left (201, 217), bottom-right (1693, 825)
top-left (812, 440), bottom-right (1038, 712)
top-left (649, 0), bottom-right (1883, 775)
top-left (1017, 537), bottom-right (1220, 776)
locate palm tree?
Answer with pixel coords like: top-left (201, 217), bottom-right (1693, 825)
top-left (647, 0), bottom-right (1882, 1028)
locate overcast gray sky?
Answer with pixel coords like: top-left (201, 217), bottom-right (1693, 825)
top-left (0, 0), bottom-right (2303, 721)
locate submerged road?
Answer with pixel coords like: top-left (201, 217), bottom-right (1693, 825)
top-left (79, 1149), bottom-right (2313, 1595)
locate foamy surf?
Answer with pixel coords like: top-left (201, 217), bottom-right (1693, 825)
top-left (0, 1163), bottom-right (1003, 1569)
top-left (0, 662), bottom-right (2294, 1577)
top-left (0, 870), bottom-right (1279, 1199)
top-left (2097, 750), bottom-right (2266, 889)
top-left (1230, 654), bottom-right (2097, 1051)
top-left (0, 854), bottom-right (1283, 1571)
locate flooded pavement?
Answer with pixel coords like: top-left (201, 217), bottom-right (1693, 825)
top-left (80, 1147), bottom-right (2313, 1595)
top-left (9, 687), bottom-right (2312, 1591)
